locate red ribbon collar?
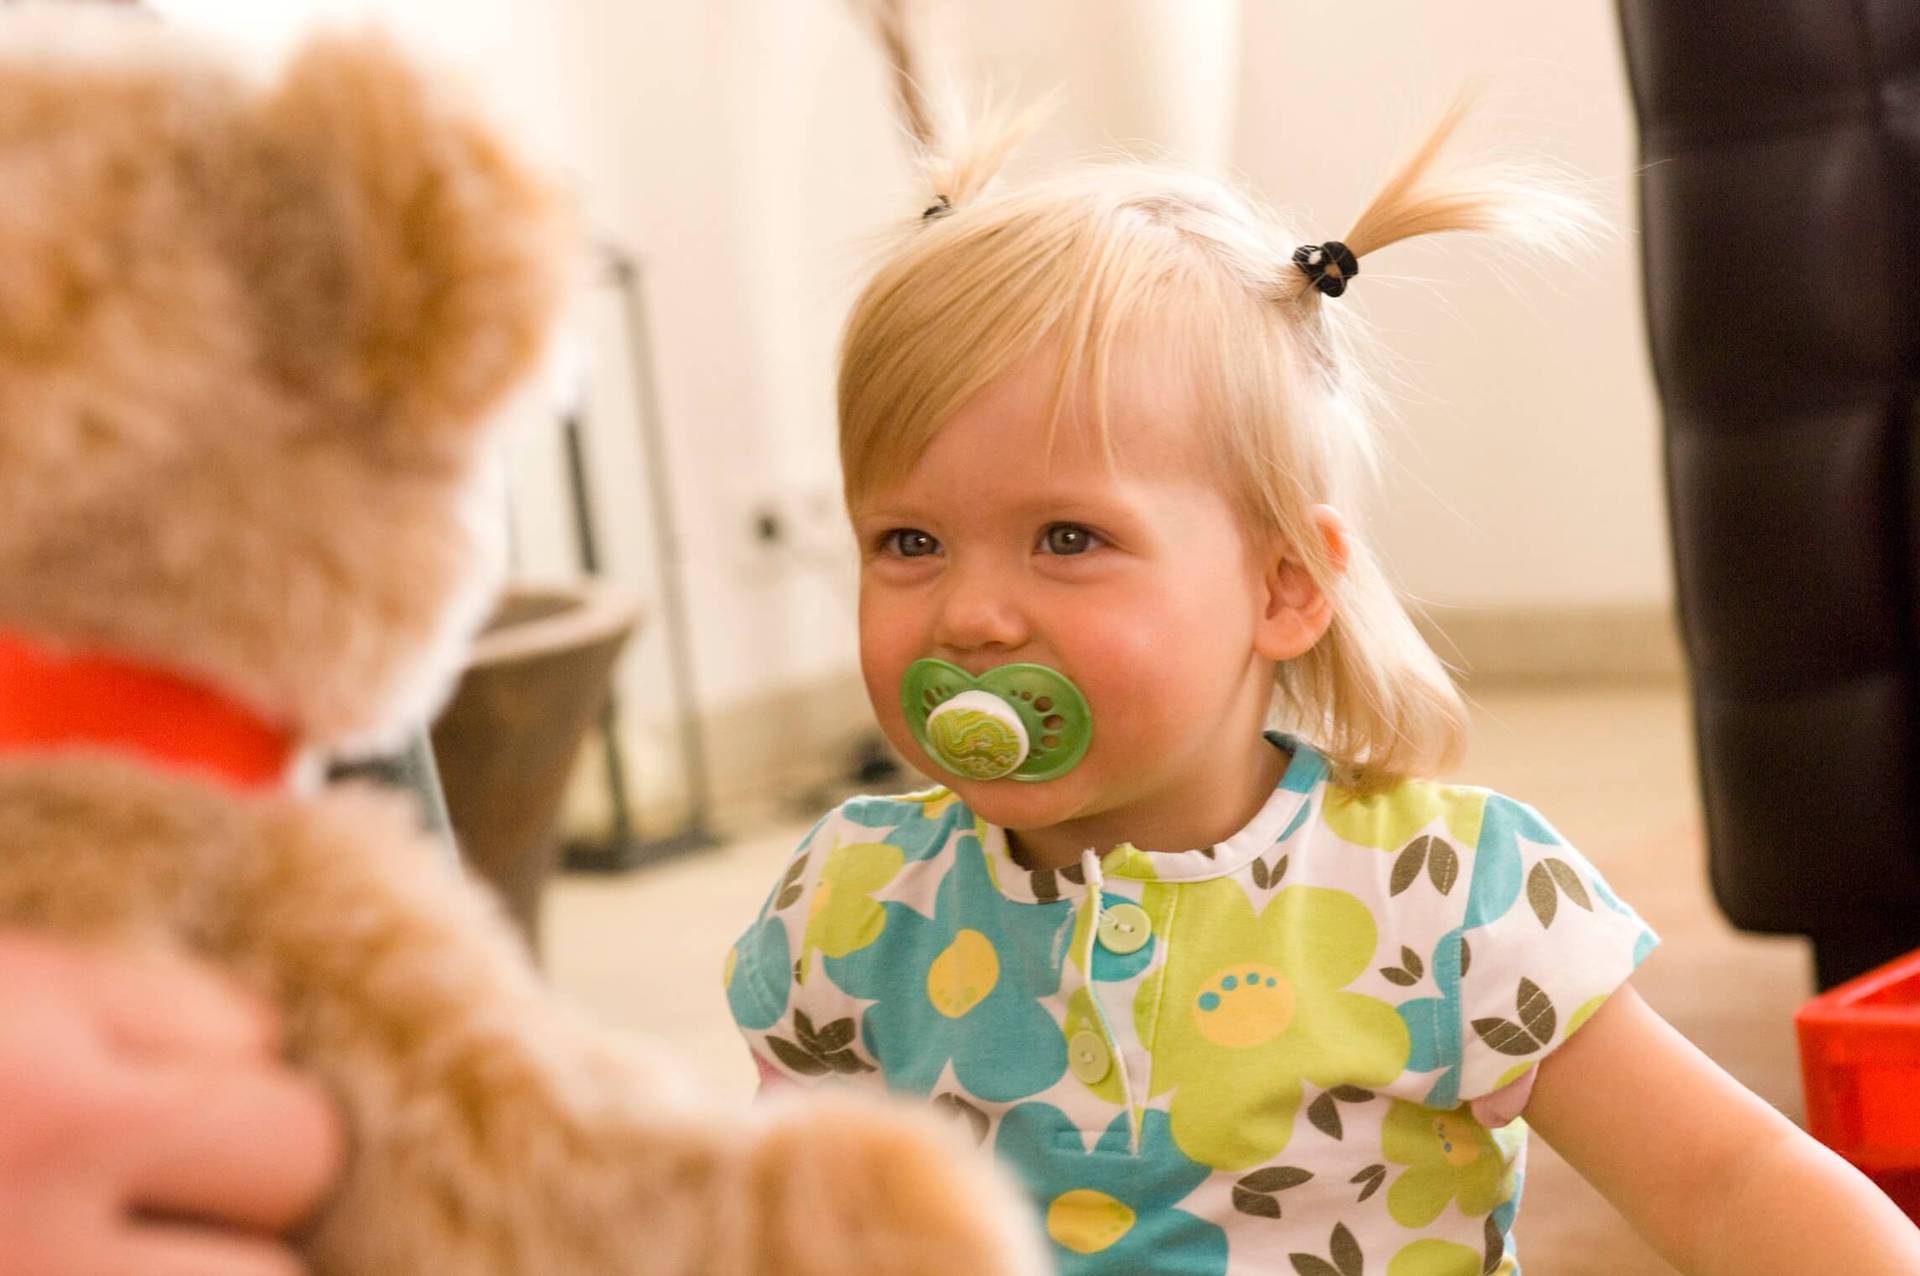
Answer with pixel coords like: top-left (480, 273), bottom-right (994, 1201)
top-left (0, 632), bottom-right (294, 790)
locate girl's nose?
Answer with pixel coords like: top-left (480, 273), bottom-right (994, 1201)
top-left (933, 565), bottom-right (1028, 657)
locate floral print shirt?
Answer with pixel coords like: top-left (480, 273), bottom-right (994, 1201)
top-left (725, 733), bottom-right (1657, 1275)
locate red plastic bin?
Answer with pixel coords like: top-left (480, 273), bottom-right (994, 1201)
top-left (1797, 946), bottom-right (1920, 1223)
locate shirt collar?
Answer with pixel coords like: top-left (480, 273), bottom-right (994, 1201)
top-left (975, 731), bottom-right (1327, 904)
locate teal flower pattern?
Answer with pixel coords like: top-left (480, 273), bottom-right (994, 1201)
top-left (827, 832), bottom-right (1071, 1101)
top-left (1396, 794), bottom-right (1657, 1108)
top-left (841, 789), bottom-right (970, 862)
top-left (729, 744), bottom-right (1655, 1274)
top-left (724, 911), bottom-right (791, 1032)
top-left (1396, 796), bottom-right (1558, 1109)
top-left (996, 1103), bottom-right (1228, 1276)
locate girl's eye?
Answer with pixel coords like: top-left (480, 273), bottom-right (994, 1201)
top-left (1040, 524), bottom-right (1101, 556)
top-left (882, 528), bottom-right (940, 558)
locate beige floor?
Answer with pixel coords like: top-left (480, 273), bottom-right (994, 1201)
top-left (542, 680), bottom-right (1815, 1274)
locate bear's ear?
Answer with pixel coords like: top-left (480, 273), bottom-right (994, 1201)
top-left (252, 31), bottom-right (572, 452)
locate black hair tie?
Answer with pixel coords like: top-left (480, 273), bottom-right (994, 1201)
top-left (1293, 240), bottom-right (1359, 298)
top-left (922, 194), bottom-right (954, 222)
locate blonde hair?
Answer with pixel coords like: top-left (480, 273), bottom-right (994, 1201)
top-left (840, 19), bottom-right (1596, 789)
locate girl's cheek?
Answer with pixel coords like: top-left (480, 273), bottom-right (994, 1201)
top-left (1076, 625), bottom-right (1162, 686)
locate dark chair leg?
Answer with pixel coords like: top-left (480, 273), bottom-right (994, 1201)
top-left (1812, 926), bottom-right (1920, 993)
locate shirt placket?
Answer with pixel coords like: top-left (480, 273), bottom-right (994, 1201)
top-left (1063, 847), bottom-right (1157, 1155)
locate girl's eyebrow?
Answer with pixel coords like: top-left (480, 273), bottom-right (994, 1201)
top-left (1002, 492), bottom-right (1148, 525)
top-left (847, 504), bottom-right (922, 527)
top-left (851, 480), bottom-right (1160, 531)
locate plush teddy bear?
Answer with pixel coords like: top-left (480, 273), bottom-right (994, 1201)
top-left (0, 9), bottom-right (1045, 1274)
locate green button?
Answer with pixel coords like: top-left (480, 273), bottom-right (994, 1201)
top-left (1098, 903), bottom-right (1151, 955)
top-left (1068, 1030), bottom-right (1111, 1085)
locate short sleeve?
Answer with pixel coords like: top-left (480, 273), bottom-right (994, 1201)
top-left (1454, 795), bottom-right (1659, 1104)
top-left (723, 810), bottom-right (879, 1088)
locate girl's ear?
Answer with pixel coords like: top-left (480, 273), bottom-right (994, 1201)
top-left (1254, 505), bottom-right (1349, 661)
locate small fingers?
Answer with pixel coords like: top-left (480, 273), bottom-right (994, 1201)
top-left (0, 933), bottom-right (281, 1063)
top-left (91, 952), bottom-right (284, 1064)
top-left (121, 1061), bottom-right (345, 1234)
top-left (115, 1223), bottom-right (308, 1276)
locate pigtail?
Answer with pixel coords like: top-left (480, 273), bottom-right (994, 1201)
top-left (1280, 87), bottom-right (1601, 304)
top-left (864, 0), bottom-right (941, 152)
top-left (857, 0), bottom-right (1046, 220)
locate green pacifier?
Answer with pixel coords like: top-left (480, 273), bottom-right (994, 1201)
top-left (902, 659), bottom-right (1093, 783)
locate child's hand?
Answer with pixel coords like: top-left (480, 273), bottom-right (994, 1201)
top-left (1526, 981), bottom-right (1920, 1275)
top-left (0, 932), bottom-right (344, 1276)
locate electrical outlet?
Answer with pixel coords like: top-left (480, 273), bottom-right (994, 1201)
top-left (727, 479), bottom-right (853, 581)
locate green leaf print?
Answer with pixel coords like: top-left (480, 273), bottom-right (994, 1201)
top-left (1235, 1188), bottom-right (1283, 1219)
top-left (768, 1011), bottom-right (876, 1078)
top-left (1289, 1223), bottom-right (1365, 1276)
top-left (1545, 857), bottom-right (1593, 911)
top-left (1389, 837), bottom-right (1457, 897)
top-left (774, 852), bottom-right (809, 911)
top-left (1307, 1087), bottom-right (1376, 1140)
top-left (1242, 1166), bottom-right (1315, 1192)
top-left (1470, 1017), bottom-right (1536, 1057)
top-left (1483, 1215), bottom-right (1505, 1273)
top-left (1516, 979), bottom-right (1557, 1047)
top-left (1526, 858), bottom-right (1594, 929)
top-left (1307, 1092), bottom-right (1344, 1139)
top-left (1526, 862), bottom-right (1558, 928)
top-left (1390, 840), bottom-right (1428, 896)
top-left (1250, 855), bottom-right (1292, 890)
top-left (1352, 1163), bottom-right (1387, 1203)
top-left (1381, 946), bottom-right (1426, 986)
top-left (1332, 1223), bottom-right (1365, 1276)
top-left (814, 1018), bottom-right (856, 1051)
top-left (1472, 980), bottom-right (1559, 1056)
top-left (766, 1035), bottom-right (832, 1076)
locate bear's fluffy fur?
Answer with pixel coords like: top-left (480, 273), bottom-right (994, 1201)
top-left (0, 9), bottom-right (1045, 1273)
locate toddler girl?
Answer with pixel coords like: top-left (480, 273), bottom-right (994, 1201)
top-left (723, 84), bottom-right (1920, 1275)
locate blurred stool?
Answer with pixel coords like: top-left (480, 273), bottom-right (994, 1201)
top-left (430, 580), bottom-right (641, 957)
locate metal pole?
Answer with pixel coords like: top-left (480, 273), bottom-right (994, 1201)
top-left (606, 246), bottom-right (715, 844)
top-left (557, 243), bottom-right (716, 870)
top-left (561, 410), bottom-right (639, 846)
